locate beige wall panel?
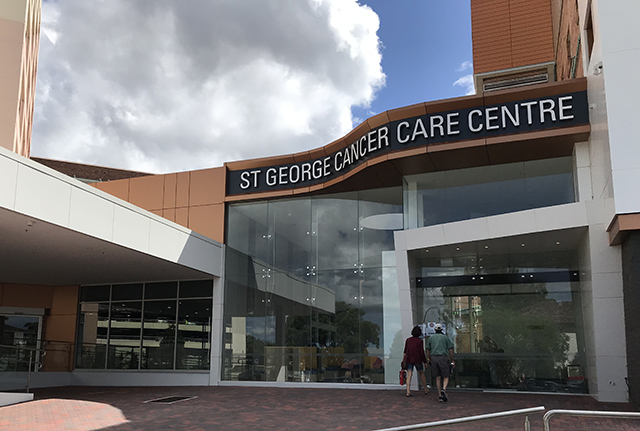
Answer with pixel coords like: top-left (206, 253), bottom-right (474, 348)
top-left (0, 18), bottom-right (23, 152)
top-left (95, 179), bottom-right (130, 202)
top-left (0, 2), bottom-right (27, 21)
top-left (0, 100), bottom-right (17, 152)
top-left (190, 167), bottom-right (225, 206)
top-left (44, 314), bottom-right (77, 343)
top-left (128, 174), bottom-right (165, 211)
top-left (163, 173), bottom-right (177, 209)
top-left (2, 284), bottom-right (52, 308)
top-left (176, 172), bottom-right (190, 208)
top-left (51, 285), bottom-right (79, 316)
top-left (175, 207), bottom-right (189, 228)
top-left (189, 203), bottom-right (224, 243)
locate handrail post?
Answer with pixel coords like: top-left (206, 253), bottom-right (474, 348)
top-left (27, 350), bottom-right (33, 393)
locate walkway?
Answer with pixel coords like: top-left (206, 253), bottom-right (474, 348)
top-left (1, 386), bottom-right (640, 430)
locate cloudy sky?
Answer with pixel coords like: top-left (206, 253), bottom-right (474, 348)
top-left (32, 0), bottom-right (472, 174)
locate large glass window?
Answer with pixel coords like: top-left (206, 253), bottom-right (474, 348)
top-left (76, 280), bottom-right (213, 371)
top-left (224, 187), bottom-right (402, 384)
top-left (404, 157), bottom-right (575, 229)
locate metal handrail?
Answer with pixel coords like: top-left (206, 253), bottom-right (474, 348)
top-left (0, 343), bottom-right (47, 392)
top-left (373, 406), bottom-right (545, 430)
top-left (543, 409), bottom-right (640, 431)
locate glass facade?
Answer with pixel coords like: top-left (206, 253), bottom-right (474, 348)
top-left (403, 157), bottom-right (575, 229)
top-left (76, 280), bottom-right (213, 370)
top-left (224, 157), bottom-right (586, 391)
top-left (224, 187), bottom-right (403, 384)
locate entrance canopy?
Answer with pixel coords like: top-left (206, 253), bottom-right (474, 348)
top-left (0, 147), bottom-right (222, 286)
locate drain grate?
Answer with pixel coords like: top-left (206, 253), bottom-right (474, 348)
top-left (144, 396), bottom-right (197, 404)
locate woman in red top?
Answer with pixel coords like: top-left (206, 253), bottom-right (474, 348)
top-left (403, 325), bottom-right (429, 396)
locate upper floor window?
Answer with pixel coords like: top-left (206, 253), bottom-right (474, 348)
top-left (403, 157), bottom-right (575, 229)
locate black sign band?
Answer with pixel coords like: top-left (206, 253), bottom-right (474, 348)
top-left (227, 90), bottom-right (589, 195)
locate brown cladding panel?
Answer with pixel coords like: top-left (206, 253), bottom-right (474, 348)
top-left (390, 153), bottom-right (437, 177)
top-left (188, 203), bottom-right (224, 243)
top-left (486, 125), bottom-right (590, 164)
top-left (472, 0), bottom-right (554, 74)
top-left (162, 208), bottom-right (176, 222)
top-left (50, 285), bottom-right (79, 316)
top-left (342, 120), bottom-right (373, 147)
top-left (175, 207), bottom-right (189, 228)
top-left (471, 0), bottom-right (512, 74)
top-left (44, 315), bottom-right (77, 344)
top-left (428, 145), bottom-right (491, 171)
top-left (387, 103), bottom-right (427, 122)
top-left (128, 174), bottom-right (165, 211)
top-left (190, 167), bottom-right (226, 207)
top-left (2, 284), bottom-right (53, 308)
top-left (367, 111), bottom-right (391, 129)
top-left (225, 154), bottom-right (297, 171)
top-left (293, 147), bottom-right (327, 163)
top-left (95, 179), bottom-right (130, 202)
top-left (163, 173), bottom-right (177, 209)
top-left (176, 172), bottom-right (190, 208)
top-left (426, 94), bottom-right (485, 114)
top-left (323, 137), bottom-right (348, 156)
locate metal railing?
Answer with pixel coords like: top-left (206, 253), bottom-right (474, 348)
top-left (0, 343), bottom-right (46, 392)
top-left (543, 409), bottom-right (640, 431)
top-left (373, 406), bottom-right (546, 430)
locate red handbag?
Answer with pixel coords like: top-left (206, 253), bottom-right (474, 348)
top-left (399, 369), bottom-right (407, 385)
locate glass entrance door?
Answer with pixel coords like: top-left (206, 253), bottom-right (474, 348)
top-left (0, 314), bottom-right (42, 371)
top-left (421, 283), bottom-right (586, 393)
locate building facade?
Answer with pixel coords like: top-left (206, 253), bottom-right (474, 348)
top-left (1, 0), bottom-right (639, 404)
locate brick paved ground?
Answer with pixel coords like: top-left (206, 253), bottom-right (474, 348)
top-left (1, 386), bottom-right (639, 430)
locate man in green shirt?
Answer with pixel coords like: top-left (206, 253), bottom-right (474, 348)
top-left (425, 323), bottom-right (455, 402)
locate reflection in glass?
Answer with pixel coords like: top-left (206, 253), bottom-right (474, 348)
top-left (76, 282), bottom-right (214, 371)
top-left (142, 300), bottom-right (176, 369)
top-left (417, 242), bottom-right (586, 393)
top-left (76, 302), bottom-right (109, 369)
top-left (224, 187), bottom-right (401, 384)
top-left (0, 314), bottom-right (41, 371)
top-left (177, 299), bottom-right (212, 370)
top-left (107, 302), bottom-right (142, 369)
top-left (404, 157), bottom-right (574, 229)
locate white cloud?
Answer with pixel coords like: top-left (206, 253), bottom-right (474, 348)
top-left (453, 61), bottom-right (475, 96)
top-left (453, 74), bottom-right (476, 96)
top-left (456, 60), bottom-right (472, 72)
top-left (33, 0), bottom-right (385, 173)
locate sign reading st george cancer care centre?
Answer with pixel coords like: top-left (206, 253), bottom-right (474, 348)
top-left (227, 90), bottom-right (589, 195)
